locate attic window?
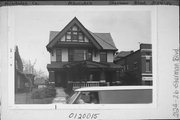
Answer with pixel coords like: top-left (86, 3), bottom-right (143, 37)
top-left (64, 26), bottom-right (89, 43)
top-left (72, 25), bottom-right (78, 31)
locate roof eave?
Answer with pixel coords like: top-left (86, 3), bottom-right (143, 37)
top-left (46, 17), bottom-right (103, 50)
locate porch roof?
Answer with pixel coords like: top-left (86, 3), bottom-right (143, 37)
top-left (47, 61), bottom-right (122, 71)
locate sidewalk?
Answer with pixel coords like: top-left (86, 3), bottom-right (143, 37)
top-left (52, 87), bottom-right (68, 104)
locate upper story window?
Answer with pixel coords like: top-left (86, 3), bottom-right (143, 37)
top-left (133, 61), bottom-right (138, 70)
top-left (56, 49), bottom-right (62, 62)
top-left (146, 52), bottom-right (151, 56)
top-left (100, 51), bottom-right (107, 62)
top-left (145, 59), bottom-right (151, 72)
top-left (126, 65), bottom-right (129, 71)
top-left (86, 50), bottom-right (92, 61)
top-left (69, 49), bottom-right (92, 62)
top-left (69, 49), bottom-right (86, 62)
top-left (63, 25), bottom-right (89, 43)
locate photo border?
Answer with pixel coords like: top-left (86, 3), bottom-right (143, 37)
top-left (7, 5), bottom-right (157, 110)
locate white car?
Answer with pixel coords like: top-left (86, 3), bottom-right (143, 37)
top-left (66, 86), bottom-right (152, 104)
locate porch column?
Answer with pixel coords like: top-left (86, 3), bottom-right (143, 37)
top-left (116, 70), bottom-right (120, 81)
top-left (100, 70), bottom-right (106, 86)
top-left (49, 71), bottom-right (55, 83)
top-left (100, 70), bottom-right (106, 81)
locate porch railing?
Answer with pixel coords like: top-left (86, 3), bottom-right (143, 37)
top-left (68, 81), bottom-right (100, 90)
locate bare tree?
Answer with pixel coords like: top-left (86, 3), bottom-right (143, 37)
top-left (22, 59), bottom-right (37, 75)
top-left (22, 59), bottom-right (49, 86)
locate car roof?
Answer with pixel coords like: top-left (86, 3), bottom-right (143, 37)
top-left (75, 86), bottom-right (153, 92)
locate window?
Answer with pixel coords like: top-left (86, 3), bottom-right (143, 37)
top-left (146, 52), bottom-right (151, 56)
top-left (126, 65), bottom-right (129, 70)
top-left (134, 61), bottom-right (138, 70)
top-left (86, 50), bottom-right (92, 61)
top-left (145, 60), bottom-right (151, 72)
top-left (78, 32), bottom-right (84, 42)
top-left (64, 25), bottom-right (89, 43)
top-left (72, 25), bottom-right (78, 31)
top-left (100, 52), bottom-right (107, 62)
top-left (56, 49), bottom-right (62, 62)
top-left (72, 31), bottom-right (78, 41)
top-left (144, 81), bottom-right (152, 85)
top-left (69, 49), bottom-right (87, 62)
top-left (73, 92), bottom-right (99, 104)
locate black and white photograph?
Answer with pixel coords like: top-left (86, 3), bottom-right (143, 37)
top-left (0, 4), bottom-right (179, 120)
top-left (13, 7), bottom-right (153, 105)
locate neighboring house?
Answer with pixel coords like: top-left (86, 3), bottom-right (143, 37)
top-left (15, 46), bottom-right (33, 92)
top-left (46, 17), bottom-right (122, 88)
top-left (114, 51), bottom-right (133, 62)
top-left (114, 43), bottom-right (152, 85)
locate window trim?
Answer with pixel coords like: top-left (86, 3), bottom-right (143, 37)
top-left (145, 59), bottom-right (151, 72)
top-left (63, 25), bottom-right (88, 43)
top-left (133, 61), bottom-right (138, 70)
top-left (56, 49), bottom-right (62, 62)
top-left (100, 51), bottom-right (107, 62)
top-left (68, 49), bottom-right (88, 62)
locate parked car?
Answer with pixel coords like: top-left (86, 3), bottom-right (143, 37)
top-left (66, 86), bottom-right (152, 104)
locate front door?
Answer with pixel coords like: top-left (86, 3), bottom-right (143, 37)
top-left (55, 72), bottom-right (67, 87)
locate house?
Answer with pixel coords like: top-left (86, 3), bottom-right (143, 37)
top-left (114, 51), bottom-right (133, 61)
top-left (46, 17), bottom-right (122, 89)
top-left (114, 43), bottom-right (152, 85)
top-left (15, 46), bottom-right (33, 93)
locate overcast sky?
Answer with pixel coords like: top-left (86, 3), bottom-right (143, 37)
top-left (14, 6), bottom-right (151, 76)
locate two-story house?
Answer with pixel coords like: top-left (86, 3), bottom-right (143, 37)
top-left (114, 43), bottom-right (152, 85)
top-left (46, 17), bottom-right (122, 88)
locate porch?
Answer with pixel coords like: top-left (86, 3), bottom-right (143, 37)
top-left (68, 81), bottom-right (110, 90)
top-left (47, 60), bottom-right (123, 89)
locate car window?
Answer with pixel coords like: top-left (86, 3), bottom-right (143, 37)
top-left (89, 92), bottom-right (99, 104)
top-left (99, 89), bottom-right (152, 104)
top-left (74, 92), bottom-right (90, 104)
top-left (67, 92), bottom-right (79, 104)
top-left (74, 91), bottom-right (99, 104)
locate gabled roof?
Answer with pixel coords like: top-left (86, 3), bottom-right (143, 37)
top-left (88, 32), bottom-right (117, 50)
top-left (49, 31), bottom-right (59, 42)
top-left (116, 51), bottom-right (133, 58)
top-left (46, 17), bottom-right (102, 51)
top-left (15, 46), bottom-right (23, 72)
top-left (114, 51), bottom-right (133, 62)
top-left (46, 17), bottom-right (117, 51)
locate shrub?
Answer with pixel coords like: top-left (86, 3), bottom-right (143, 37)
top-left (31, 86), bottom-right (56, 99)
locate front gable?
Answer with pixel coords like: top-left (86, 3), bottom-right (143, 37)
top-left (46, 17), bottom-right (102, 52)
